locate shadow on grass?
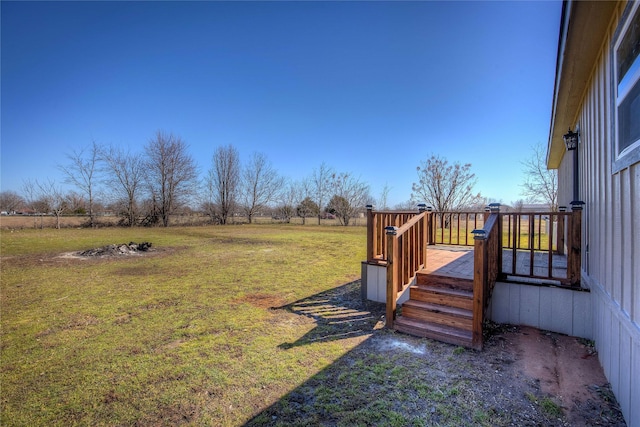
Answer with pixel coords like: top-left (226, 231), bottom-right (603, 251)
top-left (274, 280), bottom-right (386, 349)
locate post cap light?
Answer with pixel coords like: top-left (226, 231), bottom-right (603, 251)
top-left (366, 204), bottom-right (373, 210)
top-left (471, 229), bottom-right (487, 240)
top-left (563, 128), bottom-right (579, 151)
top-left (570, 200), bottom-right (585, 211)
top-left (558, 206), bottom-right (567, 212)
top-left (488, 203), bottom-right (501, 212)
top-left (418, 203), bottom-right (426, 212)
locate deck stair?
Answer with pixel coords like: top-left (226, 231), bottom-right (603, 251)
top-left (394, 273), bottom-right (475, 348)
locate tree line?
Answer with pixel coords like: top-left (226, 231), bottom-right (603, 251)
top-left (0, 133), bottom-right (557, 229)
top-left (1, 131), bottom-right (373, 228)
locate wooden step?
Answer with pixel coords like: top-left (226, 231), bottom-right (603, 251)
top-left (394, 316), bottom-right (474, 348)
top-left (416, 273), bottom-right (473, 291)
top-left (401, 300), bottom-right (472, 330)
top-left (410, 284), bottom-right (473, 311)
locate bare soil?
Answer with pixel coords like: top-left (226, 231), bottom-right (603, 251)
top-left (250, 281), bottom-right (626, 426)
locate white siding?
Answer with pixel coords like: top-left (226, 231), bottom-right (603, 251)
top-left (556, 4), bottom-right (640, 425)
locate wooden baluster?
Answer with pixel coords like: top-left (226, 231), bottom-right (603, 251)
top-left (529, 214), bottom-right (534, 277)
top-left (556, 206), bottom-right (566, 255)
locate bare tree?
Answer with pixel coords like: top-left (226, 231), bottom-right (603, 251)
top-left (206, 144), bottom-right (240, 224)
top-left (394, 200), bottom-right (416, 210)
top-left (22, 180), bottom-right (41, 228)
top-left (327, 172), bottom-right (370, 226)
top-left (311, 162), bottom-right (334, 225)
top-left (22, 179), bottom-right (67, 229)
top-left (65, 191), bottom-right (86, 214)
top-left (511, 199), bottom-right (525, 212)
top-left (144, 131), bottom-right (198, 227)
top-left (59, 141), bottom-right (100, 227)
top-left (521, 142), bottom-right (558, 211)
top-left (377, 183), bottom-right (392, 210)
top-left (239, 152), bottom-right (283, 224)
top-left (102, 146), bottom-right (145, 226)
top-left (275, 180), bottom-right (302, 223)
top-left (411, 155), bottom-right (483, 213)
top-left (0, 191), bottom-right (24, 213)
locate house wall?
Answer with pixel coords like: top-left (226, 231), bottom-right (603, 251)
top-left (556, 4), bottom-right (640, 424)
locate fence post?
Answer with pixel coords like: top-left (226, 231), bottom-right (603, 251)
top-left (385, 226), bottom-right (398, 329)
top-left (366, 205), bottom-right (374, 262)
top-left (568, 201), bottom-right (584, 286)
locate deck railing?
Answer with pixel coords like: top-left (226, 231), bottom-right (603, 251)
top-left (471, 208), bottom-right (502, 349)
top-left (431, 211), bottom-right (486, 246)
top-left (382, 209), bottom-right (430, 329)
top-left (500, 203), bottom-right (582, 286)
top-left (366, 207), bottom-right (425, 263)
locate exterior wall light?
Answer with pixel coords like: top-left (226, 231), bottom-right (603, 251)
top-left (563, 126), bottom-right (580, 201)
top-left (563, 128), bottom-right (579, 151)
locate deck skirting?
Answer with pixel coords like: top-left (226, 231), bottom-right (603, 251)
top-left (361, 261), bottom-right (411, 305)
top-left (489, 281), bottom-right (592, 339)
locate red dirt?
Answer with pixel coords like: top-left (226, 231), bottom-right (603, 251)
top-left (511, 326), bottom-right (613, 425)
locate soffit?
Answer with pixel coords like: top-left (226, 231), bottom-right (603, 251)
top-left (547, 1), bottom-right (618, 169)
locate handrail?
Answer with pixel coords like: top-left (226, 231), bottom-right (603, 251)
top-left (384, 211), bottom-right (430, 328)
top-left (366, 208), bottom-right (424, 263)
top-left (471, 210), bottom-right (501, 350)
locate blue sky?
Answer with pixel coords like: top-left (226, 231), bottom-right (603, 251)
top-left (1, 1), bottom-right (561, 207)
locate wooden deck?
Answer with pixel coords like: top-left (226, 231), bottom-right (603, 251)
top-left (422, 245), bottom-right (568, 284)
top-left (367, 208), bottom-right (581, 350)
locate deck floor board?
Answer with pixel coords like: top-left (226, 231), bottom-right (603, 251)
top-left (424, 245), bottom-right (568, 282)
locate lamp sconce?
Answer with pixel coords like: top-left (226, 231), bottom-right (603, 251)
top-left (563, 128), bottom-right (579, 151)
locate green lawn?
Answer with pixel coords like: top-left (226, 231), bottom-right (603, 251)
top-left (434, 226), bottom-right (555, 251)
top-left (0, 225), bottom-right (367, 426)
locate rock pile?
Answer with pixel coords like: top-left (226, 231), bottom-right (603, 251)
top-left (78, 242), bottom-right (152, 257)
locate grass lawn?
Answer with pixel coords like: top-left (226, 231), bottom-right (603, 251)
top-left (0, 225), bottom-right (368, 426)
top-left (2, 224), bottom-right (623, 427)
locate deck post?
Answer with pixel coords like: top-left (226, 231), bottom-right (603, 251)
top-left (385, 226), bottom-right (398, 329)
top-left (489, 203), bottom-right (502, 277)
top-left (426, 206), bottom-right (435, 245)
top-left (568, 201), bottom-right (584, 287)
top-left (483, 206), bottom-right (490, 224)
top-left (418, 204), bottom-right (428, 266)
top-left (471, 229), bottom-right (487, 350)
top-left (366, 205), bottom-right (374, 262)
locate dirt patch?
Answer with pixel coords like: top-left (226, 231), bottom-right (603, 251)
top-left (511, 326), bottom-right (620, 425)
top-left (234, 293), bottom-right (288, 308)
top-left (251, 282), bottom-right (626, 426)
